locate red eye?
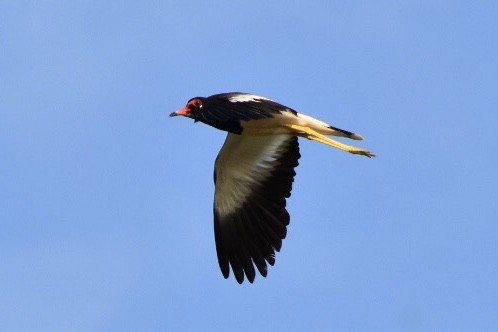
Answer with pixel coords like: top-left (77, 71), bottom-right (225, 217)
top-left (189, 99), bottom-right (202, 108)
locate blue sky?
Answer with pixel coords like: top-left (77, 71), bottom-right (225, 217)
top-left (1, 1), bottom-right (497, 331)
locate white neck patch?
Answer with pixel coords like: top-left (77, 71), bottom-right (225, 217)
top-left (228, 94), bottom-right (272, 103)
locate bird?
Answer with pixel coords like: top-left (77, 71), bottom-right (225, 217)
top-left (170, 92), bottom-right (374, 284)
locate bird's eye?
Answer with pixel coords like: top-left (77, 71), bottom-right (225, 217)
top-left (189, 99), bottom-right (202, 109)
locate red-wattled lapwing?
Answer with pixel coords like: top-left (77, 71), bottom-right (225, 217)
top-left (170, 92), bottom-right (374, 283)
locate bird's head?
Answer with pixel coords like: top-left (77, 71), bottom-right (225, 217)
top-left (170, 97), bottom-right (204, 121)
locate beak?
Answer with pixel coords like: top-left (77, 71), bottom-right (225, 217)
top-left (170, 106), bottom-right (190, 118)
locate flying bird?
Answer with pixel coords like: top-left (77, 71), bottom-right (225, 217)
top-left (170, 92), bottom-right (374, 284)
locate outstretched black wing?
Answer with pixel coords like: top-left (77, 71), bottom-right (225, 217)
top-left (213, 133), bottom-right (300, 283)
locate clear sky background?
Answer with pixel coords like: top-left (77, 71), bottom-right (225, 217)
top-left (1, 1), bottom-right (497, 331)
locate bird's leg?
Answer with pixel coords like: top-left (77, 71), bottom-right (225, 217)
top-left (285, 124), bottom-right (375, 158)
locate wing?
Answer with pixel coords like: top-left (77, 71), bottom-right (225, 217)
top-left (197, 93), bottom-right (298, 134)
top-left (213, 133), bottom-right (300, 283)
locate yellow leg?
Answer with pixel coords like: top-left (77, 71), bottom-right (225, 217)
top-left (285, 124), bottom-right (375, 158)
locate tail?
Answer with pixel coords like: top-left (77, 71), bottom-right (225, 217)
top-left (296, 113), bottom-right (364, 140)
top-left (327, 125), bottom-right (363, 140)
top-left (287, 113), bottom-right (374, 157)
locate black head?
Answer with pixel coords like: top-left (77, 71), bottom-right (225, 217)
top-left (169, 97), bottom-right (205, 120)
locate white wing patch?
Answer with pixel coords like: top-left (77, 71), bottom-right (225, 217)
top-left (214, 134), bottom-right (289, 217)
top-left (228, 94), bottom-right (272, 103)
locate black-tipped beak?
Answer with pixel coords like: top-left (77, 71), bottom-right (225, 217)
top-left (170, 106), bottom-right (190, 118)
